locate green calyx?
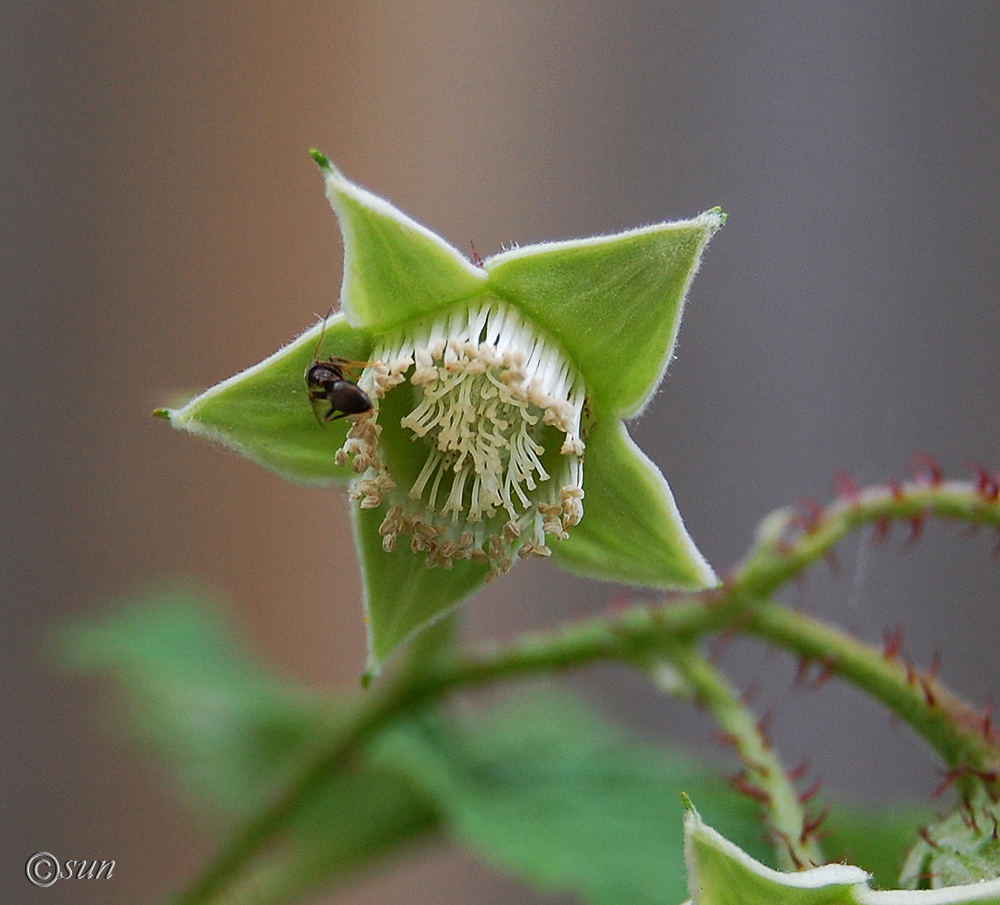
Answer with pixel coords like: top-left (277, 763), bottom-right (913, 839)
top-left (160, 154), bottom-right (723, 674)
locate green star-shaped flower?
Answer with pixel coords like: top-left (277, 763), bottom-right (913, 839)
top-left (160, 153), bottom-right (723, 675)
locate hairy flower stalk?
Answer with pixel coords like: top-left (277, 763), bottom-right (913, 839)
top-left (340, 302), bottom-right (586, 579)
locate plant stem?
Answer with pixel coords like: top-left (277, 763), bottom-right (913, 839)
top-left (654, 642), bottom-right (825, 870)
top-left (742, 599), bottom-right (1000, 781)
top-left (736, 478), bottom-right (1000, 596)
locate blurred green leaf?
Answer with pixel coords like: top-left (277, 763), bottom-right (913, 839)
top-left (372, 689), bottom-right (773, 905)
top-left (56, 587), bottom-right (439, 904)
top-left (222, 765), bottom-right (438, 905)
top-left (57, 585), bottom-right (341, 815)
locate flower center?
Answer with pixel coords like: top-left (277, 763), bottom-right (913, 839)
top-left (338, 303), bottom-right (585, 579)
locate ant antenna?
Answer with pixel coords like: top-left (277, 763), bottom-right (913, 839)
top-left (311, 305), bottom-right (335, 362)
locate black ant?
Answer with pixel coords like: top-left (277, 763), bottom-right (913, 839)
top-left (305, 311), bottom-right (375, 424)
top-left (306, 357), bottom-right (374, 423)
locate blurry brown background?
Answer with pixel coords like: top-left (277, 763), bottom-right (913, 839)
top-left (5, 3), bottom-right (1000, 903)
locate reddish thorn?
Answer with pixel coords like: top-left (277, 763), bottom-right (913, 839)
top-left (798, 778), bottom-right (823, 805)
top-left (872, 515), bottom-right (892, 546)
top-left (771, 830), bottom-right (804, 870)
top-left (730, 772), bottom-right (771, 803)
top-left (905, 658), bottom-right (917, 686)
top-left (801, 803), bottom-right (831, 842)
top-left (709, 628), bottom-right (737, 662)
top-left (918, 827), bottom-right (940, 850)
top-left (470, 241), bottom-right (484, 268)
top-left (784, 838), bottom-right (805, 871)
top-left (962, 793), bottom-right (981, 833)
top-left (809, 659), bottom-right (836, 690)
top-left (793, 656), bottom-right (812, 687)
top-left (788, 760), bottom-right (810, 781)
top-left (833, 470), bottom-right (861, 503)
top-left (887, 479), bottom-right (905, 501)
top-left (882, 625), bottom-right (904, 661)
top-left (932, 765), bottom-right (971, 798)
top-left (740, 683), bottom-right (759, 705)
top-left (756, 708), bottom-right (774, 750)
top-left (983, 697), bottom-right (994, 739)
top-left (972, 463), bottom-right (1000, 502)
top-left (902, 513), bottom-right (926, 550)
top-left (912, 453), bottom-right (944, 487)
top-left (985, 808), bottom-right (999, 840)
top-left (712, 730), bottom-right (740, 749)
top-left (919, 674), bottom-right (937, 707)
top-left (927, 649), bottom-right (942, 681)
top-left (791, 497), bottom-right (825, 533)
top-left (607, 594), bottom-right (632, 612)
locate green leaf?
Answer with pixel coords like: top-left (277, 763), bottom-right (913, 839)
top-left (318, 157), bottom-right (488, 331)
top-left (224, 765), bottom-right (436, 905)
top-left (485, 211), bottom-right (724, 417)
top-left (57, 585), bottom-right (335, 814)
top-left (164, 314), bottom-right (374, 484)
top-left (551, 417), bottom-right (717, 589)
top-left (56, 588), bottom-right (439, 902)
top-left (372, 689), bottom-right (771, 905)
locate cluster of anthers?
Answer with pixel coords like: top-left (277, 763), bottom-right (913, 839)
top-left (334, 303), bottom-right (587, 580)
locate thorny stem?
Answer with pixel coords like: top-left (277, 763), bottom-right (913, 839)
top-left (743, 601), bottom-right (1000, 791)
top-left (649, 642), bottom-right (826, 870)
top-left (169, 477), bottom-right (1000, 905)
top-left (735, 477), bottom-right (1000, 596)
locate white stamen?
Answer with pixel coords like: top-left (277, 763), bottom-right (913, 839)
top-left (342, 302), bottom-right (586, 577)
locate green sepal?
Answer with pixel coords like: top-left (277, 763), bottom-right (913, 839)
top-left (162, 314), bottom-right (374, 484)
top-left (485, 211), bottom-right (724, 417)
top-left (684, 801), bottom-right (869, 905)
top-left (318, 158), bottom-right (488, 331)
top-left (684, 801), bottom-right (1000, 905)
top-left (551, 418), bottom-right (717, 589)
top-left (354, 505), bottom-right (490, 678)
